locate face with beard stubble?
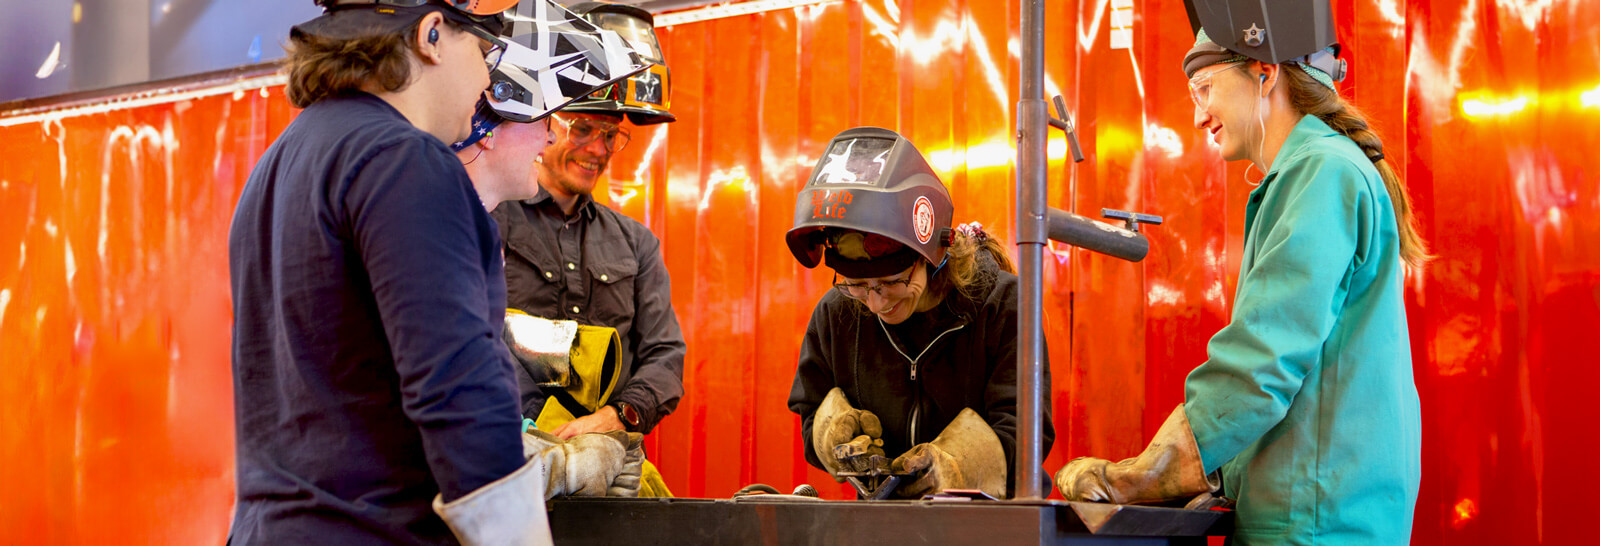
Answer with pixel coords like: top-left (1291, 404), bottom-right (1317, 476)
top-left (536, 112), bottom-right (630, 200)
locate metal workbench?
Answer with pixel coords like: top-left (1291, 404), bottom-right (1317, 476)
top-left (547, 497), bottom-right (1231, 545)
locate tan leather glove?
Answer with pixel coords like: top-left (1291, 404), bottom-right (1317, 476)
top-left (523, 429), bottom-right (639, 499)
top-left (891, 408), bottom-right (1006, 499)
top-left (1054, 404), bottom-right (1219, 505)
top-left (811, 388), bottom-right (885, 480)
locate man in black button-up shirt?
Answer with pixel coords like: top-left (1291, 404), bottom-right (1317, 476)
top-left (491, 111), bottom-right (685, 438)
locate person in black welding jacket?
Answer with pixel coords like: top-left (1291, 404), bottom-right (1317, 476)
top-left (785, 127), bottom-right (1054, 499)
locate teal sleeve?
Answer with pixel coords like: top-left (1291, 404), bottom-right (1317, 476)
top-left (1184, 153), bottom-right (1371, 473)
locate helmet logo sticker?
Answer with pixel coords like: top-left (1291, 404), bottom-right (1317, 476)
top-left (913, 196), bottom-right (935, 244)
top-left (811, 189), bottom-right (854, 219)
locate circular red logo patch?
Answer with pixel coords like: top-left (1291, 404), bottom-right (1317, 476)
top-left (913, 196), bottom-right (935, 244)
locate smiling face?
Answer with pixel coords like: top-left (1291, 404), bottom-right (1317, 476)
top-left (483, 118), bottom-right (554, 204)
top-left (1190, 62), bottom-right (1262, 162)
top-left (536, 112), bottom-right (628, 200)
top-left (836, 263), bottom-right (929, 325)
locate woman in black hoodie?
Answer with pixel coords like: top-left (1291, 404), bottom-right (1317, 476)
top-left (784, 127), bottom-right (1054, 499)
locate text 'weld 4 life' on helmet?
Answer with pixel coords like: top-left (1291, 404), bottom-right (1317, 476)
top-left (482, 0), bottom-right (649, 123)
top-left (786, 127), bottom-right (954, 272)
top-left (561, 2), bottom-right (674, 125)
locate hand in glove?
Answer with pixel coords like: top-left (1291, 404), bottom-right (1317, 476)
top-left (891, 408), bottom-right (1006, 499)
top-left (811, 388), bottom-right (885, 480)
top-left (1054, 405), bottom-right (1218, 505)
top-left (524, 429), bottom-right (640, 499)
top-left (608, 430), bottom-right (646, 497)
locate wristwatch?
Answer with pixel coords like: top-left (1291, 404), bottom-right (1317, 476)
top-left (613, 401), bottom-right (641, 431)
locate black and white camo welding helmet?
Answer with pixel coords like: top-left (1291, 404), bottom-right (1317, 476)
top-left (481, 0), bottom-right (649, 123)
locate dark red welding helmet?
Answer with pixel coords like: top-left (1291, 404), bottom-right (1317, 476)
top-left (785, 127), bottom-right (953, 279)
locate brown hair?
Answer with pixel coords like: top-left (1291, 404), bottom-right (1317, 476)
top-left (1282, 64), bottom-right (1430, 267)
top-left (283, 19), bottom-right (440, 108)
top-left (926, 230), bottom-right (1016, 303)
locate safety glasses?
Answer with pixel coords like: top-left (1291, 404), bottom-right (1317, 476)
top-left (1187, 63), bottom-right (1248, 110)
top-left (552, 114), bottom-right (631, 153)
top-left (832, 267), bottom-right (916, 301)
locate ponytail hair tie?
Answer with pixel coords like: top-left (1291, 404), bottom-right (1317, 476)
top-left (956, 221), bottom-right (989, 243)
top-left (1367, 152), bottom-right (1385, 163)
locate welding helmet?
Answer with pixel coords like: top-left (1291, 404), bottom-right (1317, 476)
top-left (480, 0), bottom-right (650, 124)
top-left (786, 127), bottom-right (954, 279)
top-left (296, 0), bottom-right (517, 40)
top-left (1181, 0), bottom-right (1345, 82)
top-left (558, 2), bottom-right (675, 125)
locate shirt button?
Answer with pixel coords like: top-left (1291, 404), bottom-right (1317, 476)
top-left (544, 271), bottom-right (554, 279)
top-left (567, 263), bottom-right (577, 270)
top-left (571, 306), bottom-right (581, 314)
top-left (600, 274), bottom-right (609, 282)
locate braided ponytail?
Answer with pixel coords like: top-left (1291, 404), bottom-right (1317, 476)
top-left (1283, 65), bottom-right (1430, 268)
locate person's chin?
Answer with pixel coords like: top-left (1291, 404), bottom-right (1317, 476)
top-left (875, 302), bottom-right (912, 324)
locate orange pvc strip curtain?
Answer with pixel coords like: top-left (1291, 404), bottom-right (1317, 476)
top-left (2, 0), bottom-right (1598, 544)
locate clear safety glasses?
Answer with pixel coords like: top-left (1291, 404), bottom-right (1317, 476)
top-left (1187, 63), bottom-right (1248, 110)
top-left (552, 114), bottom-right (632, 153)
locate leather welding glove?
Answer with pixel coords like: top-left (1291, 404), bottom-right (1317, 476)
top-left (607, 431), bottom-right (646, 497)
top-left (523, 429), bottom-right (639, 499)
top-left (431, 452), bottom-right (554, 546)
top-left (891, 408), bottom-right (1006, 499)
top-left (1054, 404), bottom-right (1219, 505)
top-left (812, 388), bottom-right (885, 480)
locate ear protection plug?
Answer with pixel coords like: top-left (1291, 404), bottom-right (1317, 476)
top-left (428, 28), bottom-right (439, 44)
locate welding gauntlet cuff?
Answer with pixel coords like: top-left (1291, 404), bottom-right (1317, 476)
top-left (891, 408), bottom-right (1006, 499)
top-left (1054, 404), bottom-right (1219, 505)
top-left (431, 452), bottom-right (553, 546)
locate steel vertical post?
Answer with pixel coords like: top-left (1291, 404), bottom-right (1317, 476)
top-left (1014, 0), bottom-right (1048, 500)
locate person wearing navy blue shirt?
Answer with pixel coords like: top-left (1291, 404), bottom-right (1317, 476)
top-left (225, 2), bottom-right (637, 544)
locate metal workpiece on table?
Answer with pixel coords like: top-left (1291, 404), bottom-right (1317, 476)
top-left (546, 497), bottom-right (1230, 545)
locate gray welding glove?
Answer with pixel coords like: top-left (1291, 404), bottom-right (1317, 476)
top-left (524, 429), bottom-right (638, 499)
top-left (812, 388), bottom-right (885, 480)
top-left (431, 452), bottom-right (553, 546)
top-left (608, 431), bottom-right (646, 497)
top-left (891, 408), bottom-right (1006, 499)
top-left (1054, 404), bottom-right (1219, 505)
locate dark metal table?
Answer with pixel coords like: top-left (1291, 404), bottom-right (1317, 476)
top-left (547, 497), bottom-right (1231, 545)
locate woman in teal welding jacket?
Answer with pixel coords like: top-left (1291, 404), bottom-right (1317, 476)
top-left (1052, 20), bottom-right (1427, 546)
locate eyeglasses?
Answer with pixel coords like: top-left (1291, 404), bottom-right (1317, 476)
top-left (833, 269), bottom-right (915, 301)
top-left (1187, 63), bottom-right (1248, 110)
top-left (459, 24), bottom-right (505, 73)
top-left (552, 114), bottom-right (632, 153)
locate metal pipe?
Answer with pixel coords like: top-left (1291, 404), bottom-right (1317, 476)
top-left (1013, 0), bottom-right (1047, 500)
top-left (1046, 208), bottom-right (1150, 262)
